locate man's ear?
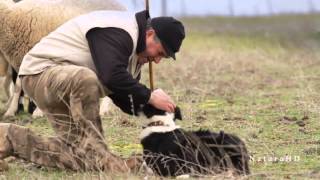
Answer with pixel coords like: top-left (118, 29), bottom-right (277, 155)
top-left (146, 29), bottom-right (155, 38)
top-left (174, 106), bottom-right (182, 121)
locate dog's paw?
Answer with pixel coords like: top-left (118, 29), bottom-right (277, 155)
top-left (176, 174), bottom-right (190, 179)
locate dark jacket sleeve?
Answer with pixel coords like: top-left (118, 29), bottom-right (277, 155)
top-left (86, 27), bottom-right (151, 114)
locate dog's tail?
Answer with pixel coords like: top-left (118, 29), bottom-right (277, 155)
top-left (216, 131), bottom-right (250, 175)
top-left (194, 130), bottom-right (250, 175)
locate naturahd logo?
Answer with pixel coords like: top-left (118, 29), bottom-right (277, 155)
top-left (250, 155), bottom-right (300, 164)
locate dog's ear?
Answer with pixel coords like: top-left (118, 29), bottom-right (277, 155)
top-left (174, 106), bottom-right (182, 121)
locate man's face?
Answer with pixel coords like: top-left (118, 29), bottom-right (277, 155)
top-left (138, 29), bottom-right (168, 65)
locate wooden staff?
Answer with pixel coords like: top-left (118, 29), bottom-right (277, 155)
top-left (145, 0), bottom-right (154, 91)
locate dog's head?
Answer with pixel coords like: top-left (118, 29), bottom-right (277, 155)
top-left (139, 104), bottom-right (183, 139)
top-left (139, 104), bottom-right (182, 128)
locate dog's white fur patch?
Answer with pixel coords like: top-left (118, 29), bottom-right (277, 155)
top-left (176, 174), bottom-right (190, 179)
top-left (150, 113), bottom-right (176, 127)
top-left (140, 112), bottom-right (180, 139)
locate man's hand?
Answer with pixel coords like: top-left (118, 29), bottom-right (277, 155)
top-left (148, 89), bottom-right (176, 113)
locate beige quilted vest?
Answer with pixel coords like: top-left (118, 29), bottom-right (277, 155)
top-left (19, 10), bottom-right (142, 80)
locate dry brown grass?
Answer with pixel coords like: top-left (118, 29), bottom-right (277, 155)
top-left (1, 14), bottom-right (320, 179)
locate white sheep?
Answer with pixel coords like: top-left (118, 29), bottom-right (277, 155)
top-left (0, 53), bottom-right (12, 100)
top-left (0, 0), bottom-right (126, 117)
top-left (0, 0), bottom-right (15, 100)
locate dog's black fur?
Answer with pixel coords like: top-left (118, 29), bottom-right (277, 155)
top-left (139, 104), bottom-right (250, 177)
top-left (141, 104), bottom-right (182, 120)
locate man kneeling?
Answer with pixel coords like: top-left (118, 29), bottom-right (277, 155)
top-left (0, 10), bottom-right (185, 172)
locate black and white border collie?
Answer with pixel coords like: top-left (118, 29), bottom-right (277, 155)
top-left (138, 104), bottom-right (250, 177)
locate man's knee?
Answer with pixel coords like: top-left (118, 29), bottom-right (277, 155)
top-left (74, 68), bottom-right (103, 97)
top-left (77, 68), bottom-right (98, 85)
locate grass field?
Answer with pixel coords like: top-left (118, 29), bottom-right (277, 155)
top-left (1, 13), bottom-right (320, 179)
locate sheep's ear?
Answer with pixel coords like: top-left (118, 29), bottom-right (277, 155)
top-left (174, 106), bottom-right (182, 121)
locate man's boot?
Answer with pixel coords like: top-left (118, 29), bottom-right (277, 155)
top-left (0, 123), bottom-right (12, 171)
top-left (0, 123), bottom-right (13, 159)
